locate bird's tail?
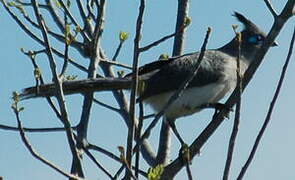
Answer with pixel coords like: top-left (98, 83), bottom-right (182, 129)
top-left (20, 77), bottom-right (132, 100)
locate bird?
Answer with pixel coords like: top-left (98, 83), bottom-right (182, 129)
top-left (20, 12), bottom-right (277, 121)
top-left (125, 11), bottom-right (277, 120)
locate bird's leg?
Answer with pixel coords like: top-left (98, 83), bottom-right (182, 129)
top-left (165, 120), bottom-right (193, 166)
top-left (165, 119), bottom-right (185, 145)
top-left (179, 143), bottom-right (192, 165)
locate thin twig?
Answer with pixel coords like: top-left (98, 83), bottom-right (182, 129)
top-left (93, 98), bottom-right (120, 113)
top-left (126, 0), bottom-right (145, 178)
top-left (263, 0), bottom-right (278, 17)
top-left (113, 165), bottom-right (124, 179)
top-left (31, 1), bottom-right (84, 177)
top-left (45, 0), bottom-right (65, 32)
top-left (76, 0), bottom-right (105, 161)
top-left (222, 30), bottom-right (242, 180)
top-left (139, 31), bottom-right (177, 52)
top-left (88, 143), bottom-right (121, 162)
top-left (135, 101), bottom-right (144, 178)
top-left (112, 41), bottom-right (123, 61)
top-left (185, 162), bottom-right (193, 180)
top-left (84, 148), bottom-right (113, 179)
top-left (2, 2), bottom-right (87, 72)
top-left (86, 0), bottom-right (96, 21)
top-left (58, 0), bottom-right (90, 41)
top-left (77, 0), bottom-right (94, 36)
top-left (0, 124), bottom-right (77, 132)
top-left (60, 12), bottom-right (69, 76)
top-left (100, 59), bottom-right (132, 70)
top-left (93, 0), bottom-right (105, 55)
top-left (237, 24), bottom-right (295, 180)
top-left (23, 49), bottom-right (62, 119)
top-left (12, 105), bottom-right (81, 180)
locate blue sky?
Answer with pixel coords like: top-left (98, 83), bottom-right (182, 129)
top-left (0, 0), bottom-right (294, 179)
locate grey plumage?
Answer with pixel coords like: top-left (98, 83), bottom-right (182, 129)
top-left (126, 12), bottom-right (277, 118)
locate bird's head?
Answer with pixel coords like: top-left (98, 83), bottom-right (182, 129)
top-left (233, 11), bottom-right (277, 59)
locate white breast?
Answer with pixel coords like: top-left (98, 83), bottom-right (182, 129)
top-left (144, 58), bottom-right (248, 119)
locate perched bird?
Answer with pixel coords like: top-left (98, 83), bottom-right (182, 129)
top-left (126, 12), bottom-right (277, 120)
top-left (20, 12), bottom-right (277, 121)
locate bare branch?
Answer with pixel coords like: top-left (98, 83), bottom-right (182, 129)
top-left (237, 24), bottom-right (295, 180)
top-left (12, 105), bottom-right (81, 180)
top-left (264, 0), bottom-right (278, 17)
top-left (45, 0), bottom-right (65, 32)
top-left (1, 2), bottom-right (87, 72)
top-left (135, 101), bottom-right (144, 178)
top-left (84, 149), bottom-right (113, 179)
top-left (172, 0), bottom-right (189, 56)
top-left (155, 120), bottom-right (171, 165)
top-left (77, 0), bottom-right (94, 36)
top-left (76, 0), bottom-right (106, 159)
top-left (0, 124), bottom-right (77, 132)
top-left (223, 30), bottom-right (242, 180)
top-left (58, 0), bottom-right (90, 41)
top-left (31, 1), bottom-right (84, 177)
top-left (126, 0), bottom-right (146, 178)
top-left (93, 98), bottom-right (120, 113)
top-left (93, 0), bottom-right (105, 55)
top-left (100, 59), bottom-right (132, 70)
top-left (139, 31), bottom-right (177, 52)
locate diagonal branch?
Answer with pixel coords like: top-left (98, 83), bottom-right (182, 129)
top-left (31, 0), bottom-right (84, 177)
top-left (263, 0), bottom-right (278, 17)
top-left (1, 1), bottom-right (87, 72)
top-left (222, 30), bottom-right (242, 180)
top-left (12, 108), bottom-right (82, 180)
top-left (237, 24), bottom-right (295, 180)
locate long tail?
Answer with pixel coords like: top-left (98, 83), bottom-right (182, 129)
top-left (20, 77), bottom-right (132, 100)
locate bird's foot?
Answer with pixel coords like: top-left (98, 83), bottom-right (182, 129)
top-left (179, 143), bottom-right (192, 165)
top-left (212, 103), bottom-right (232, 119)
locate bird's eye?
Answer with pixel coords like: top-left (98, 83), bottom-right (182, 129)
top-left (248, 34), bottom-right (264, 44)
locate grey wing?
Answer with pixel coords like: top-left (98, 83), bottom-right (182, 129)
top-left (139, 52), bottom-right (225, 100)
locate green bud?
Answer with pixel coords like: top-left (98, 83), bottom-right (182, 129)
top-left (184, 16), bottom-right (192, 27)
top-left (12, 91), bottom-right (20, 103)
top-left (55, 0), bottom-right (61, 8)
top-left (147, 164), bottom-right (164, 180)
top-left (119, 31), bottom-right (129, 42)
top-left (158, 54), bottom-right (169, 60)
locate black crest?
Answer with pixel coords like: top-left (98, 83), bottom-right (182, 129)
top-left (233, 11), bottom-right (261, 33)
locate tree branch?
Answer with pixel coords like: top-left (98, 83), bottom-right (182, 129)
top-left (12, 104), bottom-right (81, 180)
top-left (222, 30), bottom-right (242, 180)
top-left (237, 23), bottom-right (295, 180)
top-left (31, 1), bottom-right (84, 177)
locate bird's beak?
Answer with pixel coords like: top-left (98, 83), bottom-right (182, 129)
top-left (272, 41), bottom-right (278, 47)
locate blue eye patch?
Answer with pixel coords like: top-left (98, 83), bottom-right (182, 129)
top-left (248, 35), bottom-right (264, 44)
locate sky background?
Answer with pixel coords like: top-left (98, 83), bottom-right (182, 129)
top-left (0, 0), bottom-right (294, 179)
